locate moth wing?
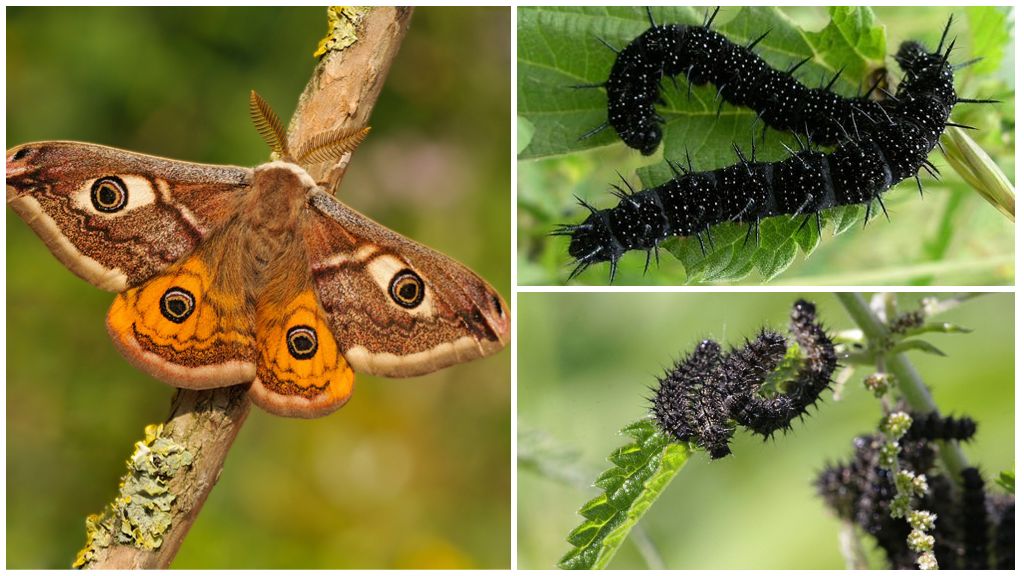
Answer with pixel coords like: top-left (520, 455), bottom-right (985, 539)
top-left (249, 285), bottom-right (355, 418)
top-left (6, 141), bottom-right (251, 291)
top-left (302, 191), bottom-right (510, 378)
top-left (106, 250), bottom-right (257, 389)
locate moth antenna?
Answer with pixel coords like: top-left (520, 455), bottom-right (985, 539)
top-left (249, 90), bottom-right (289, 158)
top-left (646, 6), bottom-right (657, 28)
top-left (824, 66), bottom-right (845, 92)
top-left (295, 126), bottom-right (371, 165)
top-left (787, 55), bottom-right (812, 76)
top-left (578, 122), bottom-right (610, 141)
top-left (747, 29), bottom-right (771, 51)
top-left (595, 35), bottom-right (620, 54)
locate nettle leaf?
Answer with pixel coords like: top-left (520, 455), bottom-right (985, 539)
top-left (558, 418), bottom-right (690, 570)
top-left (518, 7), bottom-right (893, 282)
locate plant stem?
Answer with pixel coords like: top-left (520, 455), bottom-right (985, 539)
top-left (835, 293), bottom-right (970, 478)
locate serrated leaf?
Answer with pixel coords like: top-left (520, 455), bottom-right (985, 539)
top-left (558, 418), bottom-right (690, 570)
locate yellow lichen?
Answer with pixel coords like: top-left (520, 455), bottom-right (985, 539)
top-left (313, 6), bottom-right (371, 58)
top-left (73, 422), bottom-right (194, 567)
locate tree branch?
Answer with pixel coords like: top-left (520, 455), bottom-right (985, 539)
top-left (75, 7), bottom-right (413, 568)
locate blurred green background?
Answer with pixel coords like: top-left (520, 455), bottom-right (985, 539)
top-left (518, 7), bottom-right (1015, 285)
top-left (518, 293), bottom-right (1013, 569)
top-left (7, 7), bottom-right (509, 569)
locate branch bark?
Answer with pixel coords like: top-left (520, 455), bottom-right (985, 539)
top-left (76, 7), bottom-right (413, 569)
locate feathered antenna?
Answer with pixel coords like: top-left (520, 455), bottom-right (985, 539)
top-left (295, 126), bottom-right (371, 165)
top-left (249, 90), bottom-right (289, 158)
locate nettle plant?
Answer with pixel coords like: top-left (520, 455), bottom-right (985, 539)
top-left (556, 294), bottom-right (1013, 570)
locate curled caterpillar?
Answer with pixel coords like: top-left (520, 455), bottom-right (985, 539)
top-left (583, 8), bottom-right (892, 155)
top-left (651, 299), bottom-right (836, 459)
top-left (558, 13), bottom-right (989, 281)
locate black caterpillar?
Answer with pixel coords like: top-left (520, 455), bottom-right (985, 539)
top-left (817, 423), bottom-right (1013, 569)
top-left (901, 411), bottom-right (977, 442)
top-left (651, 299), bottom-right (836, 459)
top-left (961, 467), bottom-right (990, 569)
top-left (582, 8), bottom-right (892, 155)
top-left (559, 11), bottom-right (991, 281)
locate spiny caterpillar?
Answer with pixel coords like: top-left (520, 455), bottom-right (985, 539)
top-left (580, 8), bottom-right (895, 155)
top-left (817, 416), bottom-right (1014, 569)
top-left (901, 410), bottom-right (977, 442)
top-left (651, 299), bottom-right (836, 459)
top-left (559, 10), bottom-right (992, 281)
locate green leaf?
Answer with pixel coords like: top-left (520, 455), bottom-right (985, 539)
top-left (996, 470), bottom-right (1014, 494)
top-left (558, 418), bottom-right (690, 570)
top-left (964, 7), bottom-right (1010, 75)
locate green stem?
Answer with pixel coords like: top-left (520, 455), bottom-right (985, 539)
top-left (835, 293), bottom-right (969, 478)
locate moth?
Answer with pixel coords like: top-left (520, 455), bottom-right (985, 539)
top-left (6, 91), bottom-right (510, 418)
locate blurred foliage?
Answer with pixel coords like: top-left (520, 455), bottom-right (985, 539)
top-left (7, 7), bottom-right (510, 569)
top-left (517, 293), bottom-right (1013, 569)
top-left (517, 6), bottom-right (1015, 285)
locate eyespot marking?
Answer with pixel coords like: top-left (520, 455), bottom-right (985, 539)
top-left (287, 325), bottom-right (318, 360)
top-left (389, 269), bottom-right (425, 308)
top-left (160, 287), bottom-right (195, 323)
top-left (90, 176), bottom-right (129, 213)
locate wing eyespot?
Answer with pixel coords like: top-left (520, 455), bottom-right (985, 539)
top-left (90, 176), bottom-right (129, 213)
top-left (160, 287), bottom-right (195, 323)
top-left (286, 325), bottom-right (318, 360)
top-left (389, 269), bottom-right (425, 309)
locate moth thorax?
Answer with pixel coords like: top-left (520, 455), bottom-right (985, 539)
top-left (247, 162), bottom-right (318, 230)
